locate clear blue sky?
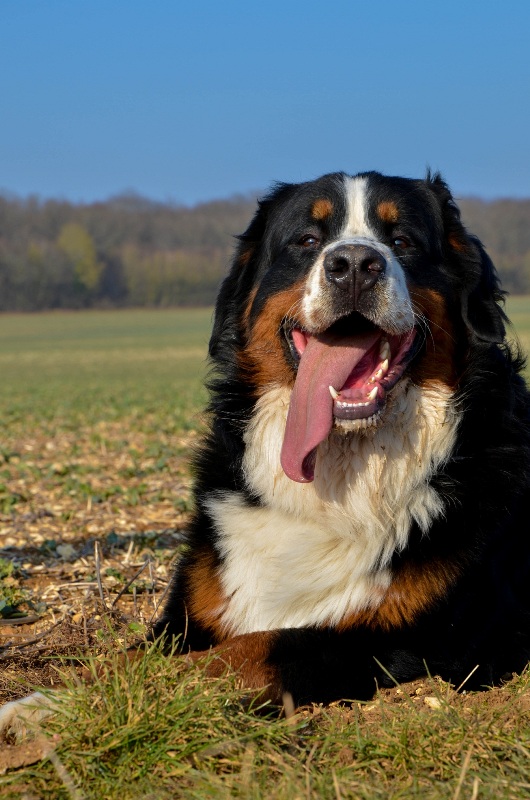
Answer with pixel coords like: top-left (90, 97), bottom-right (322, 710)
top-left (1, 0), bottom-right (529, 204)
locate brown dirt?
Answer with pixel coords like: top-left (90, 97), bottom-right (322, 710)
top-left (0, 736), bottom-right (55, 775)
top-left (0, 418), bottom-right (193, 704)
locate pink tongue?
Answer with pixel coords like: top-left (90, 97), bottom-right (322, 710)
top-left (280, 329), bottom-right (380, 483)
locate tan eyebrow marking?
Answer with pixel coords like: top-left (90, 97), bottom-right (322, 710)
top-left (311, 198), bottom-right (333, 221)
top-left (377, 200), bottom-right (399, 223)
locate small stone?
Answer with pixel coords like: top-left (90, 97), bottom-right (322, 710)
top-left (57, 543), bottom-right (76, 559)
top-left (423, 696), bottom-right (442, 710)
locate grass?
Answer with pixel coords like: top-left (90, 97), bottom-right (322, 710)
top-left (505, 296), bottom-right (530, 357)
top-left (3, 644), bottom-right (530, 799)
top-left (0, 307), bottom-right (212, 429)
top-left (1, 301), bottom-right (530, 798)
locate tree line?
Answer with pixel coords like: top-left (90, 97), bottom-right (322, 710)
top-left (0, 191), bottom-right (529, 311)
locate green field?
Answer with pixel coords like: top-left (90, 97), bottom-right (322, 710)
top-left (2, 302), bottom-right (530, 798)
top-left (0, 308), bottom-right (213, 428)
top-left (504, 296), bottom-right (530, 355)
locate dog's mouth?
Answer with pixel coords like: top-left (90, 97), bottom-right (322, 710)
top-left (280, 313), bottom-right (418, 483)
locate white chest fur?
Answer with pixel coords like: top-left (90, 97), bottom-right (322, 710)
top-left (206, 382), bottom-right (460, 635)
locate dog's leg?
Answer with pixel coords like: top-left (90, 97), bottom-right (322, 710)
top-left (187, 627), bottom-right (429, 706)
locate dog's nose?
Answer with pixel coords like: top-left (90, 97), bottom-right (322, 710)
top-left (324, 244), bottom-right (386, 302)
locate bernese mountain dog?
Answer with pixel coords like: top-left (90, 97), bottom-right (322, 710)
top-left (152, 170), bottom-right (530, 706)
top-left (2, 171), bottom-right (530, 738)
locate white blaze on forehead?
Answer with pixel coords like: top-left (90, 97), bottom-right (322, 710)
top-left (342, 175), bottom-right (375, 238)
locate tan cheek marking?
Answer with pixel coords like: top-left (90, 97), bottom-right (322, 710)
top-left (238, 245), bottom-right (255, 267)
top-left (240, 282), bottom-right (306, 393)
top-left (334, 558), bottom-right (461, 632)
top-left (188, 631), bottom-right (283, 703)
top-left (448, 233), bottom-right (468, 253)
top-left (377, 201), bottom-right (399, 224)
top-left (187, 548), bottom-right (229, 641)
top-left (409, 287), bottom-right (461, 387)
top-left (311, 198), bottom-right (333, 221)
top-left (242, 286), bottom-right (259, 327)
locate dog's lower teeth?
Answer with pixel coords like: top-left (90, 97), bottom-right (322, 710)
top-left (335, 411), bottom-right (381, 431)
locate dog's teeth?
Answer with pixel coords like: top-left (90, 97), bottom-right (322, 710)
top-left (372, 359), bottom-right (389, 382)
top-left (367, 386), bottom-right (378, 402)
top-left (329, 385), bottom-right (340, 400)
top-left (380, 340), bottom-right (390, 360)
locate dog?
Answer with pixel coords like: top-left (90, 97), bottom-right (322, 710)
top-left (2, 170), bottom-right (530, 738)
top-left (151, 170), bottom-right (530, 705)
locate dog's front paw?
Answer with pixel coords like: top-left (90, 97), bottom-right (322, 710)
top-left (187, 631), bottom-right (284, 704)
top-left (0, 692), bottom-right (56, 742)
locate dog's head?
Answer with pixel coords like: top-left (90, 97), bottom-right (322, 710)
top-left (211, 171), bottom-right (507, 482)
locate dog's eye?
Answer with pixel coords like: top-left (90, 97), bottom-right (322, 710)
top-left (393, 236), bottom-right (411, 250)
top-left (298, 234), bottom-right (320, 248)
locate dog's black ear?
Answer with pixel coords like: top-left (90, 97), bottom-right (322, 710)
top-left (427, 172), bottom-right (507, 344)
top-left (209, 182), bottom-right (297, 360)
top-left (208, 276), bottom-right (238, 360)
top-left (208, 194), bottom-right (274, 360)
top-left (461, 234), bottom-right (507, 343)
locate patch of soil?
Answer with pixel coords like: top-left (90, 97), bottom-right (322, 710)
top-left (0, 736), bottom-right (54, 775)
top-left (0, 418), bottom-right (193, 704)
